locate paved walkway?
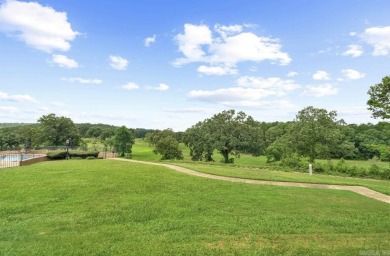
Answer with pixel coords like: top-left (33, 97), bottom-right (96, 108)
top-left (111, 158), bottom-right (390, 204)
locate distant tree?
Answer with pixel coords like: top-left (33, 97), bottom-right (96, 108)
top-left (35, 114), bottom-right (80, 146)
top-left (185, 110), bottom-right (262, 163)
top-left (114, 126), bottom-right (135, 157)
top-left (367, 76), bottom-right (390, 119)
top-left (149, 129), bottom-right (183, 160)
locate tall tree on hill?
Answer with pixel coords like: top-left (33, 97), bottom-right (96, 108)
top-left (367, 76), bottom-right (390, 120)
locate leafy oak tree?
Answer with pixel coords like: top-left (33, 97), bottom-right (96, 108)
top-left (149, 129), bottom-right (183, 160)
top-left (35, 114), bottom-right (80, 146)
top-left (185, 110), bottom-right (263, 163)
top-left (288, 106), bottom-right (343, 163)
top-left (367, 76), bottom-right (390, 119)
top-left (114, 126), bottom-right (135, 157)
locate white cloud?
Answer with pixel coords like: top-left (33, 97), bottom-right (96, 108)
top-left (109, 55), bottom-right (128, 70)
top-left (342, 44), bottom-right (363, 57)
top-left (341, 69), bottom-right (366, 80)
top-left (122, 82), bottom-right (140, 90)
top-left (197, 65), bottom-right (237, 75)
top-left (209, 32), bottom-right (291, 65)
top-left (188, 76), bottom-right (300, 109)
top-left (360, 26), bottom-right (390, 56)
top-left (189, 87), bottom-right (283, 102)
top-left (0, 106), bottom-right (19, 113)
top-left (174, 23), bottom-right (291, 75)
top-left (61, 77), bottom-right (102, 84)
top-left (312, 70), bottom-right (331, 80)
top-left (51, 54), bottom-right (79, 68)
top-left (287, 71), bottom-right (298, 77)
top-left (302, 84), bottom-right (338, 97)
top-left (214, 24), bottom-right (243, 38)
top-left (146, 83), bottom-right (169, 91)
top-left (0, 0), bottom-right (79, 53)
top-left (174, 23), bottom-right (213, 65)
top-left (144, 34), bottom-right (156, 47)
top-left (237, 76), bottom-right (300, 91)
top-left (0, 91), bottom-right (39, 104)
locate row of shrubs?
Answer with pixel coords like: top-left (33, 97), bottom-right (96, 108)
top-left (275, 154), bottom-right (390, 180)
top-left (47, 151), bottom-right (99, 160)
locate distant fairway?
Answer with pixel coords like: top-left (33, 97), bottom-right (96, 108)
top-left (1, 160), bottom-right (389, 255)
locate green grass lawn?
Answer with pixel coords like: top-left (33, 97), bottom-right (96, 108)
top-left (1, 160), bottom-right (389, 255)
top-left (131, 139), bottom-right (390, 194)
top-left (178, 163), bottom-right (390, 195)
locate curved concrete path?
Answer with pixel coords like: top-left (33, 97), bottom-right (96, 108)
top-left (111, 158), bottom-right (390, 204)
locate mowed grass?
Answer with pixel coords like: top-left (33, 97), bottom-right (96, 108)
top-left (178, 163), bottom-right (390, 195)
top-left (1, 160), bottom-right (389, 255)
top-left (132, 139), bottom-right (390, 194)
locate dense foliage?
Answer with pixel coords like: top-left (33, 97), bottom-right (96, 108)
top-left (114, 126), bottom-right (135, 157)
top-left (47, 151), bottom-right (99, 160)
top-left (147, 129), bottom-right (183, 160)
top-left (367, 76), bottom-right (390, 120)
top-left (184, 110), bottom-right (263, 163)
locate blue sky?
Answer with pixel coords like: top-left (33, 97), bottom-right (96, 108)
top-left (0, 0), bottom-right (389, 131)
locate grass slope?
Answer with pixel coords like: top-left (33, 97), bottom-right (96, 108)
top-left (178, 163), bottom-right (390, 196)
top-left (1, 160), bottom-right (389, 255)
top-left (132, 139), bottom-right (390, 194)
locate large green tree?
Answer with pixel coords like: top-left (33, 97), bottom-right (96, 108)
top-left (149, 129), bottom-right (183, 160)
top-left (289, 106), bottom-right (343, 163)
top-left (185, 110), bottom-right (263, 163)
top-left (114, 126), bottom-right (135, 157)
top-left (367, 76), bottom-right (390, 119)
top-left (35, 114), bottom-right (80, 146)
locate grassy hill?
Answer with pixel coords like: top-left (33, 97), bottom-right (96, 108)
top-left (0, 160), bottom-right (389, 255)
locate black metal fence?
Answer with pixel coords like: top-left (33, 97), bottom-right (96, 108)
top-left (0, 152), bottom-right (46, 169)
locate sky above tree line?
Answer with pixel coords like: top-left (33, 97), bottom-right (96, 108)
top-left (0, 0), bottom-right (389, 131)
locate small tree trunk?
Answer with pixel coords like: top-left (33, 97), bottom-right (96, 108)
top-left (222, 150), bottom-right (229, 163)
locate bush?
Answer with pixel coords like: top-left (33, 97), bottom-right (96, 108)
top-left (47, 151), bottom-right (99, 160)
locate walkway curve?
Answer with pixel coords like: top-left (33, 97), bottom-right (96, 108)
top-left (110, 158), bottom-right (390, 204)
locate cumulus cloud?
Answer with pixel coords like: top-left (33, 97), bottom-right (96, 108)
top-left (61, 77), bottom-right (102, 84)
top-left (342, 44), bottom-right (363, 57)
top-left (197, 65), bottom-right (238, 76)
top-left (174, 23), bottom-right (291, 75)
top-left (122, 82), bottom-right (140, 90)
top-left (237, 76), bottom-right (300, 91)
top-left (0, 91), bottom-right (39, 104)
top-left (341, 69), bottom-right (366, 80)
top-left (312, 70), bottom-right (331, 81)
top-left (51, 54), bottom-right (79, 68)
top-left (144, 34), bottom-right (156, 47)
top-left (109, 55), bottom-right (128, 70)
top-left (360, 26), bottom-right (390, 56)
top-left (302, 84), bottom-right (338, 97)
top-left (174, 24), bottom-right (213, 65)
top-left (146, 83), bottom-right (169, 91)
top-left (0, 0), bottom-right (79, 53)
top-left (188, 76), bottom-right (299, 109)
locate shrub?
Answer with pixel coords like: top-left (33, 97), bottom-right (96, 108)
top-left (46, 151), bottom-right (99, 160)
